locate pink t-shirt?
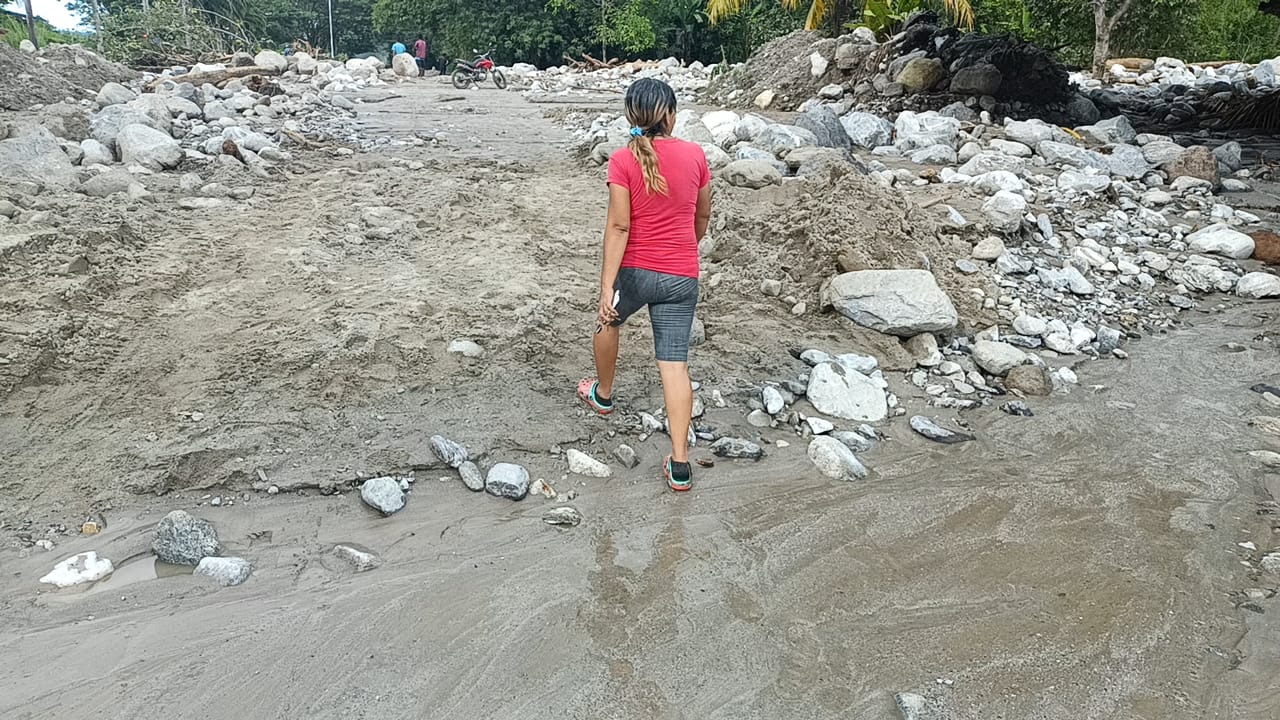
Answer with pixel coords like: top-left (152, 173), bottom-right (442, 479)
top-left (606, 138), bottom-right (710, 279)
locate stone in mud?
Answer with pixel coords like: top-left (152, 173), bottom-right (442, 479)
top-left (543, 506), bottom-right (583, 527)
top-left (808, 436), bottom-right (869, 481)
top-left (895, 692), bottom-right (929, 720)
top-left (567, 449), bottom-right (611, 478)
top-left (722, 159), bottom-right (782, 189)
top-left (1001, 401), bottom-right (1034, 416)
top-left (1249, 450), bottom-right (1280, 469)
top-left (195, 556), bottom-right (251, 586)
top-left (747, 409), bottom-right (772, 427)
top-left (456, 461), bottom-right (484, 492)
top-left (447, 339), bottom-right (484, 358)
top-left (615, 444), bottom-right (639, 468)
top-left (832, 430), bottom-right (873, 453)
top-left (360, 476), bottom-right (406, 515)
top-left (971, 340), bottom-right (1028, 376)
top-left (152, 510), bottom-right (220, 566)
top-left (1096, 326), bottom-right (1124, 354)
top-left (825, 269), bottom-right (957, 337)
top-left (983, 191), bottom-right (1026, 233)
top-left (807, 362), bottom-right (888, 423)
top-left (910, 415), bottom-right (975, 444)
top-left (806, 416), bottom-right (835, 435)
top-left (1005, 364), bottom-right (1052, 396)
top-left (1186, 224), bottom-right (1254, 260)
top-left (762, 386), bottom-right (786, 415)
top-left (334, 544), bottom-right (382, 571)
top-left (39, 552), bottom-right (114, 588)
top-left (430, 434), bottom-right (468, 468)
top-left (711, 437), bottom-right (764, 460)
top-left (971, 236), bottom-right (1006, 260)
top-left (486, 463), bottom-right (530, 500)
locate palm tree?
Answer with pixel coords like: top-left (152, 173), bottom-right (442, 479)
top-left (706, 0), bottom-right (973, 33)
top-left (22, 0), bottom-right (39, 48)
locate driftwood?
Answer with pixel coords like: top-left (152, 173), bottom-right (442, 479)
top-left (146, 65), bottom-right (281, 92)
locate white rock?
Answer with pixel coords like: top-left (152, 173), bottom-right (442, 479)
top-left (971, 340), bottom-right (1028, 376)
top-left (808, 436), bottom-right (869, 481)
top-left (825, 269), bottom-right (958, 336)
top-left (972, 236), bottom-right (1006, 260)
top-left (701, 110), bottom-right (740, 146)
top-left (39, 552), bottom-right (113, 588)
top-left (807, 362), bottom-right (888, 422)
top-left (254, 49), bottom-right (289, 72)
top-left (116, 124), bottom-right (181, 170)
top-left (1012, 314), bottom-right (1048, 336)
top-left (983, 190), bottom-right (1026, 233)
top-left (805, 417), bottom-right (835, 435)
top-left (894, 110), bottom-right (961, 151)
top-left (762, 386), bottom-right (786, 414)
top-left (96, 82), bottom-right (136, 107)
top-left (1237, 272), bottom-right (1280, 298)
top-left (566, 449), bottom-right (611, 478)
top-left (840, 112), bottom-right (893, 149)
top-left (194, 556), bottom-right (252, 586)
top-left (447, 339), bottom-right (485, 358)
top-left (1058, 169), bottom-right (1111, 193)
top-left (1185, 223), bottom-right (1255, 259)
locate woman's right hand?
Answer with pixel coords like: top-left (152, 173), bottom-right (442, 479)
top-left (597, 289), bottom-right (618, 327)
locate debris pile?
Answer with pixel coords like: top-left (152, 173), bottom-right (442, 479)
top-left (1082, 56), bottom-right (1280, 131)
top-left (0, 41), bottom-right (138, 111)
top-left (505, 57), bottom-right (713, 101)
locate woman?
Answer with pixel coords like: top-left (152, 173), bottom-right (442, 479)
top-left (577, 78), bottom-right (712, 492)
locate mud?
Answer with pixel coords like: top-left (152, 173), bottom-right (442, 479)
top-left (2, 84), bottom-right (1280, 719)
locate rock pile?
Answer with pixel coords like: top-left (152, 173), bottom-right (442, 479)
top-left (1083, 56), bottom-right (1280, 130)
top-left (506, 57), bottom-right (712, 101)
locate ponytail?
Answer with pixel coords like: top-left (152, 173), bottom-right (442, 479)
top-left (629, 135), bottom-right (669, 196)
top-left (623, 77), bottom-right (678, 196)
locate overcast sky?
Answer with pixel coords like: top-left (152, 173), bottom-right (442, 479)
top-left (5, 0), bottom-right (84, 31)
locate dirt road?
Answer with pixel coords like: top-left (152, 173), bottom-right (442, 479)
top-left (2, 83), bottom-right (1280, 719)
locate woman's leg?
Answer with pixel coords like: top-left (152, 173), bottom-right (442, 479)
top-left (593, 324), bottom-right (620, 400)
top-left (658, 361), bottom-right (692, 463)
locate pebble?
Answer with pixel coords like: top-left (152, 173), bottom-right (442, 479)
top-left (805, 417), bottom-right (835, 435)
top-left (909, 415), bottom-right (975, 444)
top-left (711, 437), bottom-right (764, 460)
top-left (747, 409), bottom-right (773, 427)
top-left (194, 556), bottom-right (252, 587)
top-left (458, 461), bottom-right (485, 491)
top-left (567, 449), bottom-right (612, 478)
top-left (430, 435), bottom-right (469, 468)
top-left (543, 506), bottom-right (583, 527)
top-left (360, 476), bottom-right (407, 515)
top-left (333, 544), bottom-right (381, 571)
top-left (614, 444), bottom-right (640, 468)
top-left (447, 339), bottom-right (485, 358)
top-left (485, 463), bottom-right (531, 500)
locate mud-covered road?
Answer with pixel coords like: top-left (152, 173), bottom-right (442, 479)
top-left (2, 83), bottom-right (1280, 719)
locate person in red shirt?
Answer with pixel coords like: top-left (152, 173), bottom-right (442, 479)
top-left (413, 37), bottom-right (428, 76)
top-left (577, 78), bottom-right (712, 492)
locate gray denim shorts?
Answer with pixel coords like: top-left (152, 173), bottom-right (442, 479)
top-left (611, 267), bottom-right (699, 362)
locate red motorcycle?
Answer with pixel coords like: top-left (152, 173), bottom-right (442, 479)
top-left (452, 49), bottom-right (507, 90)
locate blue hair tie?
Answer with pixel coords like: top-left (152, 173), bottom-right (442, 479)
top-left (629, 127), bottom-right (644, 137)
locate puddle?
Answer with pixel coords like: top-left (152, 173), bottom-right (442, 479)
top-left (80, 554), bottom-right (193, 596)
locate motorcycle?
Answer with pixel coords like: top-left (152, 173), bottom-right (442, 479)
top-left (452, 49), bottom-right (507, 90)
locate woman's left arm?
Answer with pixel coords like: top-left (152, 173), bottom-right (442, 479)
top-left (694, 185), bottom-right (711, 241)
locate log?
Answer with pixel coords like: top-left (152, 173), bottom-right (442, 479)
top-left (146, 65), bottom-right (281, 92)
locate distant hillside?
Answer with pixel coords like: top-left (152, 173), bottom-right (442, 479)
top-left (0, 7), bottom-right (86, 49)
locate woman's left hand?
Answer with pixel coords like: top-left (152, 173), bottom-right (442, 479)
top-left (597, 289), bottom-right (618, 327)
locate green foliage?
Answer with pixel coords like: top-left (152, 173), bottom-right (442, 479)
top-left (101, 0), bottom-right (227, 65)
top-left (854, 0), bottom-right (922, 38)
top-left (0, 9), bottom-right (83, 48)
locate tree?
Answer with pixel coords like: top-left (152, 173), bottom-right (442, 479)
top-left (1091, 0), bottom-right (1136, 77)
top-left (707, 0), bottom-right (971, 33)
top-left (22, 0), bottom-right (38, 48)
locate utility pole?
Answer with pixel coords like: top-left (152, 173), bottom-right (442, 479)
top-left (328, 0), bottom-right (336, 58)
top-left (92, 0), bottom-right (103, 53)
top-left (23, 0), bottom-right (38, 49)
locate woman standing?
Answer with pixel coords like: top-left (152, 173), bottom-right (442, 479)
top-left (578, 78), bottom-right (712, 492)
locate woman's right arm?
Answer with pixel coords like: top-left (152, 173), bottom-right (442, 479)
top-left (694, 185), bottom-right (711, 241)
top-left (598, 183), bottom-right (631, 324)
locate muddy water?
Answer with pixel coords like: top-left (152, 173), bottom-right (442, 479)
top-left (1, 85), bottom-right (1279, 719)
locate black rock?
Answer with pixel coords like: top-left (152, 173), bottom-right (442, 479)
top-left (1252, 383), bottom-right (1280, 396)
top-left (711, 437), bottom-right (764, 460)
top-left (1001, 401), bottom-right (1034, 416)
top-left (152, 510), bottom-right (220, 566)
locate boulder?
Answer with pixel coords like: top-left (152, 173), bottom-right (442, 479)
top-left (758, 124), bottom-right (818, 155)
top-left (90, 104), bottom-right (167, 152)
top-left (806, 362), bottom-right (888, 422)
top-left (840, 112), bottom-right (893, 149)
top-left (958, 152), bottom-right (1025, 176)
top-left (152, 510), bottom-right (220, 566)
top-left (808, 436), bottom-right (870, 481)
top-left (96, 82), bottom-right (135, 107)
top-left (1186, 223), bottom-right (1255, 259)
top-left (430, 434), bottom-right (468, 467)
top-left (894, 111), bottom-right (960, 150)
top-left (1057, 169), bottom-right (1110, 193)
top-left (222, 126), bottom-right (275, 153)
top-left (1005, 365), bottom-right (1052, 396)
top-left (794, 105), bottom-right (849, 148)
top-left (253, 49), bottom-right (289, 72)
top-left (1003, 119), bottom-right (1069, 146)
top-left (909, 144), bottom-right (957, 165)
top-left (80, 170), bottom-right (144, 198)
top-left (699, 143), bottom-right (731, 171)
top-left (1142, 141), bottom-right (1187, 165)
top-left (1237, 272), bottom-right (1280, 298)
top-left (1163, 145), bottom-right (1219, 188)
top-left (0, 127), bottom-right (76, 189)
top-left (1213, 141), bottom-right (1243, 172)
top-left (700, 110), bottom-right (740, 147)
top-left (896, 57), bottom-right (945, 92)
top-left (950, 63), bottom-right (1002, 96)
top-left (1077, 115), bottom-right (1136, 144)
top-left (982, 190), bottom-right (1026, 233)
top-left (734, 146), bottom-right (788, 173)
top-left (970, 170), bottom-right (1025, 195)
top-left (116, 124), bottom-right (182, 170)
top-left (971, 340), bottom-right (1028, 376)
top-left (723, 159), bottom-right (782, 189)
top-left (673, 109), bottom-right (715, 144)
top-left (787, 146), bottom-right (862, 178)
top-left (1106, 144), bottom-right (1149, 179)
top-left (734, 113), bottom-right (770, 142)
top-left (989, 139), bottom-right (1033, 158)
top-left (80, 138), bottom-right (113, 166)
top-left (824, 269), bottom-right (958, 336)
top-left (1253, 231), bottom-right (1280, 265)
top-left (1167, 260), bottom-right (1237, 293)
top-left (391, 52), bottom-right (418, 77)
top-left (1038, 141), bottom-right (1109, 171)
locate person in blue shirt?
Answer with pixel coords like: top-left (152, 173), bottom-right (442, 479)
top-left (390, 41), bottom-right (406, 65)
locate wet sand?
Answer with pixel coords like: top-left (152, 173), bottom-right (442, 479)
top-left (2, 84), bottom-right (1280, 719)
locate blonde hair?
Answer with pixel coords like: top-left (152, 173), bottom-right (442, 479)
top-left (625, 78), bottom-right (677, 196)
